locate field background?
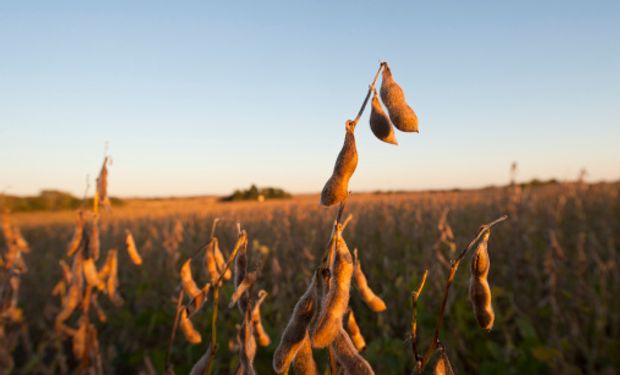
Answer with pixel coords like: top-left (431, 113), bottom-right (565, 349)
top-left (4, 182), bottom-right (620, 374)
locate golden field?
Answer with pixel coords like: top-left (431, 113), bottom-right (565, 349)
top-left (2, 183), bottom-right (619, 374)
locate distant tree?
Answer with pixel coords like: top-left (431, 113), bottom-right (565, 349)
top-left (221, 185), bottom-right (292, 202)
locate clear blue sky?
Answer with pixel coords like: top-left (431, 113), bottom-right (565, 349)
top-left (1, 1), bottom-right (619, 197)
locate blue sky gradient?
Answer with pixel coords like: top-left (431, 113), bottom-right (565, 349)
top-left (1, 1), bottom-right (619, 197)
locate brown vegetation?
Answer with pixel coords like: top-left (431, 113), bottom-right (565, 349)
top-left (1, 182), bottom-right (618, 373)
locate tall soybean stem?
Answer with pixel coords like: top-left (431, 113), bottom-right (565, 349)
top-left (417, 215), bottom-right (508, 373)
top-left (205, 229), bottom-right (246, 374)
top-left (352, 62), bottom-right (386, 126)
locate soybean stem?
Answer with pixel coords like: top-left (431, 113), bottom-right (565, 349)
top-left (204, 227), bottom-right (244, 374)
top-left (189, 217), bottom-right (221, 260)
top-left (417, 215), bottom-right (508, 373)
top-left (165, 289), bottom-right (184, 372)
top-left (411, 269), bottom-right (429, 371)
top-left (352, 62), bottom-right (386, 125)
top-left (209, 218), bottom-right (220, 241)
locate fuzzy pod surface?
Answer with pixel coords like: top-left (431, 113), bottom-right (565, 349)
top-left (213, 239), bottom-right (232, 280)
top-left (189, 344), bottom-right (212, 375)
top-left (292, 334), bottom-right (319, 375)
top-left (205, 238), bottom-right (222, 285)
top-left (180, 259), bottom-right (202, 299)
top-left (469, 231), bottom-right (495, 330)
top-left (353, 249), bottom-right (387, 312)
top-left (273, 272), bottom-right (320, 373)
top-left (320, 121), bottom-right (358, 206)
top-left (380, 63), bottom-right (419, 133)
top-left (125, 231), bottom-right (143, 265)
top-left (311, 231), bottom-right (354, 348)
top-left (369, 90), bottom-right (398, 145)
top-left (330, 327), bottom-right (374, 375)
top-left (345, 309), bottom-right (366, 352)
top-left (434, 349), bottom-right (455, 375)
top-left (180, 309), bottom-right (202, 344)
top-left (252, 290), bottom-right (271, 347)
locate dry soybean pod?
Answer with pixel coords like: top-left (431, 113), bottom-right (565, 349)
top-left (273, 271), bottom-right (320, 373)
top-left (380, 62), bottom-right (419, 133)
top-left (345, 308), bottom-right (366, 352)
top-left (72, 317), bottom-right (88, 359)
top-left (96, 157), bottom-right (109, 208)
top-left (234, 237), bottom-right (248, 286)
top-left (106, 249), bottom-right (124, 306)
top-left (292, 334), bottom-right (318, 375)
top-left (179, 309), bottom-right (202, 344)
top-left (238, 307), bottom-right (257, 375)
top-left (205, 238), bottom-right (222, 285)
top-left (369, 88), bottom-right (398, 145)
top-left (189, 344), bottom-right (212, 375)
top-left (353, 249), bottom-right (387, 312)
top-left (56, 283), bottom-right (80, 323)
top-left (67, 212), bottom-right (84, 257)
top-left (320, 120), bottom-right (358, 207)
top-left (330, 326), bottom-right (374, 375)
top-left (125, 230), bottom-right (143, 266)
top-left (214, 238), bottom-right (232, 280)
top-left (311, 227), bottom-right (353, 348)
top-left (252, 290), bottom-right (271, 347)
top-left (82, 258), bottom-right (105, 291)
top-left (180, 259), bottom-right (202, 298)
top-left (230, 271), bottom-right (257, 309)
top-left (434, 345), bottom-right (455, 375)
top-left (469, 278), bottom-right (494, 330)
top-left (180, 259), bottom-right (204, 312)
top-left (468, 231), bottom-right (495, 330)
top-left (470, 231), bottom-right (490, 278)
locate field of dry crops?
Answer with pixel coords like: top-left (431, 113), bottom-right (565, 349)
top-left (1, 182), bottom-right (618, 374)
